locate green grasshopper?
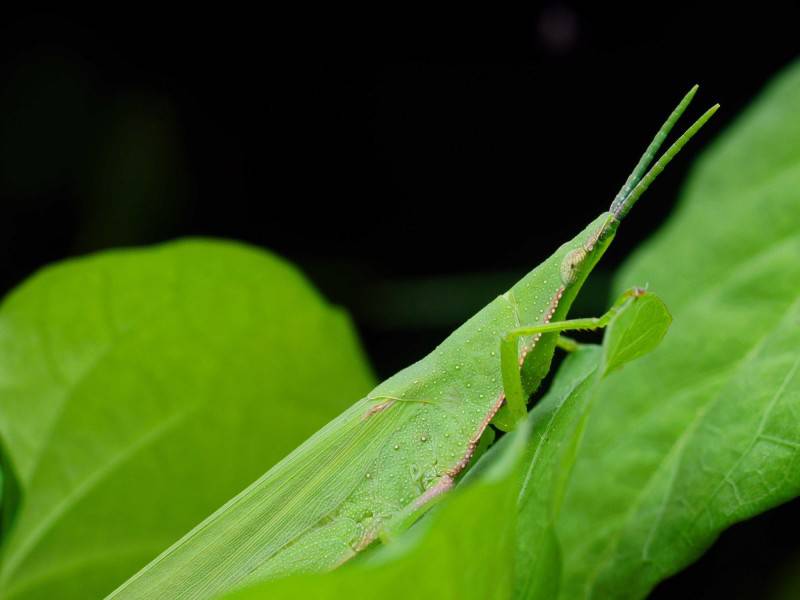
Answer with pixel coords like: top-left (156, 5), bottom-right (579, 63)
top-left (110, 87), bottom-right (718, 599)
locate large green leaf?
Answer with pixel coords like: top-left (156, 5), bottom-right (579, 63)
top-left (0, 239), bottom-right (374, 599)
top-left (555, 62), bottom-right (800, 598)
top-left (515, 291), bottom-right (671, 599)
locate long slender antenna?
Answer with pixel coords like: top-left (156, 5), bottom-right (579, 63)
top-left (609, 85), bottom-right (699, 216)
top-left (612, 103), bottom-right (720, 220)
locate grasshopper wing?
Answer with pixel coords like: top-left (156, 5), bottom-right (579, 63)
top-left (110, 397), bottom-right (409, 599)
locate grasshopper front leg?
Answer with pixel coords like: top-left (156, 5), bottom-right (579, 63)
top-left (500, 287), bottom-right (646, 426)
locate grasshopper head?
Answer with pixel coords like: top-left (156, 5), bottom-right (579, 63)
top-left (560, 86), bottom-right (718, 288)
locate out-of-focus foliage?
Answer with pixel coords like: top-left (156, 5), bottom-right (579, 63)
top-left (0, 240), bottom-right (374, 599)
top-left (554, 61), bottom-right (800, 599)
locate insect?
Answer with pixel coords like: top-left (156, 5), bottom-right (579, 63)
top-left (110, 87), bottom-right (718, 599)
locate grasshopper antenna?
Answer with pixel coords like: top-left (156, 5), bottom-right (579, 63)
top-left (610, 85), bottom-right (699, 216)
top-left (612, 101), bottom-right (719, 220)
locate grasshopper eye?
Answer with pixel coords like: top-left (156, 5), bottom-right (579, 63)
top-left (560, 247), bottom-right (587, 285)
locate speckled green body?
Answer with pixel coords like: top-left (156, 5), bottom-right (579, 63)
top-left (110, 213), bottom-right (616, 600)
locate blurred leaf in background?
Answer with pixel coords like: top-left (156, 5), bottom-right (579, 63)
top-left (554, 60), bottom-right (800, 599)
top-left (0, 240), bottom-right (374, 599)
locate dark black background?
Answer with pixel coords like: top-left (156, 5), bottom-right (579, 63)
top-left (0, 4), bottom-right (798, 598)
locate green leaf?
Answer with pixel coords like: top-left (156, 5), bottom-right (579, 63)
top-left (555, 62), bottom-right (800, 598)
top-left (221, 416), bottom-right (530, 600)
top-left (515, 290), bottom-right (670, 599)
top-left (0, 239), bottom-right (374, 599)
top-left (516, 345), bottom-right (601, 600)
top-left (601, 291), bottom-right (671, 376)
